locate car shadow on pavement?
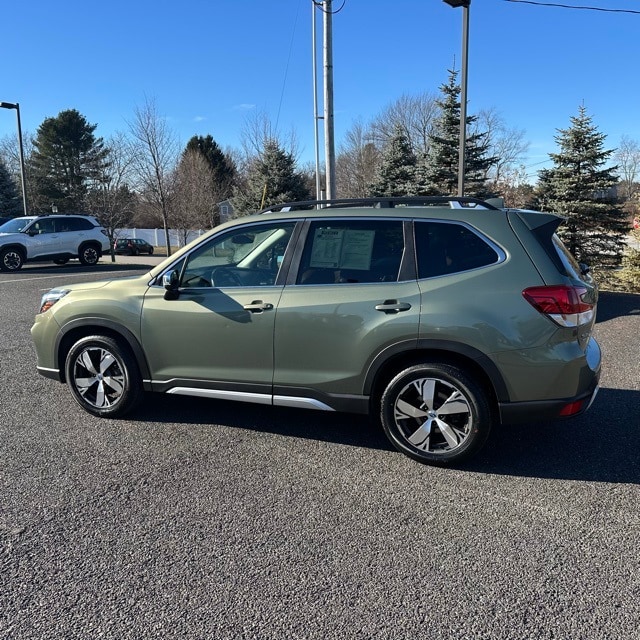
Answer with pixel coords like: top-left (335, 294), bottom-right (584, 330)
top-left (596, 291), bottom-right (640, 322)
top-left (466, 387), bottom-right (640, 484)
top-left (128, 386), bottom-right (640, 484)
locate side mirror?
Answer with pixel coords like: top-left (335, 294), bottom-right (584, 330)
top-left (163, 270), bottom-right (180, 300)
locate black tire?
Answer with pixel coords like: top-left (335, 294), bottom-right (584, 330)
top-left (79, 244), bottom-right (100, 266)
top-left (0, 247), bottom-right (24, 271)
top-left (148, 247), bottom-right (154, 255)
top-left (65, 335), bottom-right (142, 418)
top-left (54, 258), bottom-right (69, 265)
top-left (380, 362), bottom-right (492, 465)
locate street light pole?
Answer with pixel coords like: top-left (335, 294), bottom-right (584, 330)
top-left (0, 101), bottom-right (29, 216)
top-left (442, 0), bottom-right (471, 197)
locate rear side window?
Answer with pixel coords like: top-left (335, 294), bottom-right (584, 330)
top-left (56, 217), bottom-right (94, 232)
top-left (296, 220), bottom-right (404, 285)
top-left (415, 221), bottom-right (500, 279)
top-left (552, 234), bottom-right (583, 280)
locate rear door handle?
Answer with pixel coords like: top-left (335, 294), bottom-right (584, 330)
top-left (243, 300), bottom-right (274, 313)
top-left (375, 300), bottom-right (412, 314)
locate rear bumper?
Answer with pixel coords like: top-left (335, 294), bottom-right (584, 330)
top-left (499, 337), bottom-right (601, 424)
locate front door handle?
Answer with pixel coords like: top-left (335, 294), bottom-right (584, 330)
top-left (243, 300), bottom-right (274, 313)
top-left (375, 300), bottom-right (412, 314)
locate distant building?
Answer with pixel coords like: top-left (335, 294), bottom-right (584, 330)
top-left (218, 200), bottom-right (234, 224)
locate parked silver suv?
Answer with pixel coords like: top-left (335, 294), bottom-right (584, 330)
top-left (0, 214), bottom-right (110, 271)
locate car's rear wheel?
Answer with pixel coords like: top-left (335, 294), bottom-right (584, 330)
top-left (380, 363), bottom-right (492, 465)
top-left (65, 335), bottom-right (142, 417)
top-left (79, 244), bottom-right (100, 266)
top-left (0, 247), bottom-right (24, 271)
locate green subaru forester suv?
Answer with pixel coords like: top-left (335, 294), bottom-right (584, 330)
top-left (31, 197), bottom-right (601, 465)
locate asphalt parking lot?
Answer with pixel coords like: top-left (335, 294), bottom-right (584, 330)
top-left (1, 257), bottom-right (639, 639)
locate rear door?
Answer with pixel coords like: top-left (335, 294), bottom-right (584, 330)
top-left (273, 218), bottom-right (421, 402)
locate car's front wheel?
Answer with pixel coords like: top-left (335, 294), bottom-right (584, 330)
top-left (0, 247), bottom-right (24, 271)
top-left (65, 335), bottom-right (142, 417)
top-left (380, 362), bottom-right (492, 465)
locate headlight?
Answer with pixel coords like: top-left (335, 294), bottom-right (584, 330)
top-left (39, 289), bottom-right (70, 314)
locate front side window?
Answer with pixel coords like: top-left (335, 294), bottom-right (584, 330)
top-left (179, 221), bottom-right (296, 288)
top-left (296, 219), bottom-right (404, 285)
top-left (415, 221), bottom-right (500, 279)
top-left (0, 217), bottom-right (35, 233)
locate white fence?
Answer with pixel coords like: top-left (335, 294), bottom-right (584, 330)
top-left (116, 228), bottom-right (206, 248)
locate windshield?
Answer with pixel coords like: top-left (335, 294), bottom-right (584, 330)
top-left (0, 217), bottom-right (36, 233)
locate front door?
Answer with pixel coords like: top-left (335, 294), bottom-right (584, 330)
top-left (140, 221), bottom-right (297, 397)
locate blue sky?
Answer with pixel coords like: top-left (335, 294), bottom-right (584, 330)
top-left (1, 0), bottom-right (638, 181)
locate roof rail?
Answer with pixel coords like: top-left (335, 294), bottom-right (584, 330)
top-left (257, 196), bottom-right (500, 214)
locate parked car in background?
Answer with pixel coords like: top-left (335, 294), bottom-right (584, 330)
top-left (115, 238), bottom-right (154, 256)
top-left (0, 214), bottom-right (110, 271)
top-left (31, 197), bottom-right (601, 466)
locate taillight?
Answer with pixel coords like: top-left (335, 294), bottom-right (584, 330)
top-left (522, 285), bottom-right (595, 328)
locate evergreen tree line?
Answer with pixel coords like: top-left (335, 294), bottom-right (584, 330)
top-left (0, 72), bottom-right (635, 266)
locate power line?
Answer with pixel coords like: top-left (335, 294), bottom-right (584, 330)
top-left (504, 0), bottom-right (640, 13)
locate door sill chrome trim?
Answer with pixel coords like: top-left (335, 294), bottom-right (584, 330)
top-left (273, 396), bottom-right (335, 411)
top-left (166, 387), bottom-right (272, 405)
top-left (162, 386), bottom-right (336, 411)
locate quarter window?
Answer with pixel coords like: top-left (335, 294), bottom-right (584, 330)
top-left (415, 221), bottom-right (500, 279)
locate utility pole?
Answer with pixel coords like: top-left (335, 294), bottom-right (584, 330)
top-left (312, 1), bottom-right (322, 203)
top-left (323, 0), bottom-right (336, 200)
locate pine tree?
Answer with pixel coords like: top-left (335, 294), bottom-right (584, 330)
top-left (185, 135), bottom-right (236, 195)
top-left (184, 135), bottom-right (237, 226)
top-left (0, 158), bottom-right (22, 217)
top-left (30, 109), bottom-right (109, 213)
top-left (424, 69), bottom-right (494, 197)
top-left (232, 140), bottom-right (311, 214)
top-left (369, 125), bottom-right (417, 196)
top-left (536, 106), bottom-right (626, 266)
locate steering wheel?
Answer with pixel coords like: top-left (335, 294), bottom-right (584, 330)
top-left (211, 267), bottom-right (243, 287)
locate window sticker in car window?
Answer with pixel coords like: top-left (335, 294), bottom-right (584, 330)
top-left (310, 228), bottom-right (375, 270)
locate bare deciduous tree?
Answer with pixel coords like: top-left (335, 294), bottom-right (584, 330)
top-left (239, 110), bottom-right (300, 168)
top-left (336, 120), bottom-right (380, 198)
top-left (370, 92), bottom-right (439, 156)
top-left (128, 98), bottom-right (179, 255)
top-left (614, 135), bottom-right (640, 202)
top-left (172, 149), bottom-right (218, 245)
top-left (0, 131), bottom-right (35, 212)
top-left (474, 107), bottom-right (529, 186)
top-left (86, 132), bottom-right (137, 259)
